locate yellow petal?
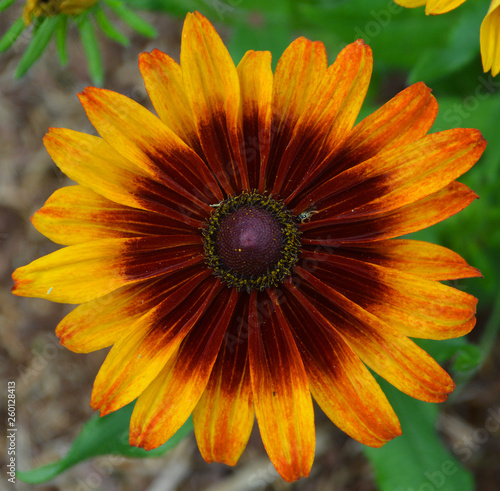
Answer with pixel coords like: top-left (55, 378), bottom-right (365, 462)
top-left (283, 284), bottom-right (402, 447)
top-left (236, 50), bottom-right (273, 191)
top-left (481, 0), bottom-right (500, 76)
top-left (278, 40), bottom-right (373, 200)
top-left (92, 275), bottom-right (219, 415)
top-left (79, 87), bottom-right (222, 203)
top-left (12, 239), bottom-right (134, 303)
top-left (181, 12), bottom-right (247, 193)
top-left (394, 0), bottom-right (427, 7)
top-left (12, 237), bottom-right (203, 303)
top-left (193, 299), bottom-right (254, 466)
top-left (345, 239), bottom-right (481, 281)
top-left (43, 128), bottom-right (206, 226)
top-left (130, 287), bottom-right (238, 449)
top-left (139, 50), bottom-right (202, 154)
top-left (32, 185), bottom-right (199, 245)
top-left (301, 250), bottom-right (478, 340)
top-left (296, 267), bottom-right (456, 402)
top-left (56, 268), bottom-right (210, 353)
top-left (329, 82), bottom-right (438, 177)
top-left (301, 181), bottom-right (478, 243)
top-left (296, 128), bottom-right (486, 219)
top-left (248, 291), bottom-right (315, 482)
top-left (266, 37), bottom-right (327, 191)
top-left (426, 0), bottom-right (466, 14)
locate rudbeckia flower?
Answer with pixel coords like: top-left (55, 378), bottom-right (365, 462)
top-left (395, 0), bottom-right (500, 76)
top-left (23, 0), bottom-right (98, 25)
top-left (12, 12), bottom-right (485, 482)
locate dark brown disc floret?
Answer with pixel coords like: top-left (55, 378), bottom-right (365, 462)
top-left (203, 192), bottom-right (301, 292)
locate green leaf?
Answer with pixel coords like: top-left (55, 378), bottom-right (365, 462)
top-left (77, 15), bottom-right (104, 85)
top-left (15, 16), bottom-right (59, 78)
top-left (364, 380), bottom-right (474, 491)
top-left (55, 16), bottom-right (68, 66)
top-left (17, 401), bottom-right (194, 484)
top-left (104, 0), bottom-right (157, 38)
top-left (0, 17), bottom-right (26, 52)
top-left (0, 0), bottom-right (16, 12)
top-left (95, 7), bottom-right (130, 45)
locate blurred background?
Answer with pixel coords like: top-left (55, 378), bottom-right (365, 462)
top-left (1, 0), bottom-right (499, 489)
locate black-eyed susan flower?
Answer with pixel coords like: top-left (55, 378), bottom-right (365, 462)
top-left (395, 0), bottom-right (500, 76)
top-left (12, 11), bottom-right (486, 482)
top-left (22, 0), bottom-right (98, 25)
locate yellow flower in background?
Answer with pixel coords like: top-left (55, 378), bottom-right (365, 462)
top-left (481, 0), bottom-right (500, 76)
top-left (395, 0), bottom-right (500, 76)
top-left (395, 0), bottom-right (466, 14)
top-left (23, 0), bottom-right (98, 25)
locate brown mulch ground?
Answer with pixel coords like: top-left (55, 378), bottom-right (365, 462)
top-left (1, 7), bottom-right (499, 491)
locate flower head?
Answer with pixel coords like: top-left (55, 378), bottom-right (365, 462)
top-left (395, 0), bottom-right (500, 76)
top-left (23, 0), bottom-right (98, 25)
top-left (12, 12), bottom-right (485, 482)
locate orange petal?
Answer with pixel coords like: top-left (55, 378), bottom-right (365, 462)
top-left (91, 276), bottom-right (220, 415)
top-left (139, 50), bottom-right (202, 155)
top-left (265, 37), bottom-right (327, 191)
top-left (193, 297), bottom-right (254, 466)
top-left (44, 129), bottom-right (206, 226)
top-left (78, 86), bottom-right (222, 204)
top-left (236, 50), bottom-right (273, 191)
top-left (296, 128), bottom-right (486, 218)
top-left (276, 40), bottom-right (373, 199)
top-left (130, 287), bottom-right (238, 449)
top-left (56, 267), bottom-right (210, 353)
top-left (295, 267), bottom-right (457, 402)
top-left (248, 290), bottom-right (315, 482)
top-left (322, 82), bottom-right (438, 180)
top-left (32, 185), bottom-right (199, 246)
top-left (301, 181), bottom-right (477, 242)
top-left (342, 239), bottom-right (481, 281)
top-left (300, 250), bottom-right (478, 340)
top-left (282, 283), bottom-right (401, 447)
top-left (181, 12), bottom-right (247, 193)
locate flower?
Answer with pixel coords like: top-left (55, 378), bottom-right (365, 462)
top-left (395, 0), bottom-right (500, 76)
top-left (12, 11), bottom-right (485, 482)
top-left (23, 0), bottom-right (98, 25)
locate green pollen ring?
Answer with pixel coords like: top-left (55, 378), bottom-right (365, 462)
top-left (202, 192), bottom-right (301, 292)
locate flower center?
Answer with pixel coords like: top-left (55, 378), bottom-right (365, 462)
top-left (203, 192), bottom-right (301, 292)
